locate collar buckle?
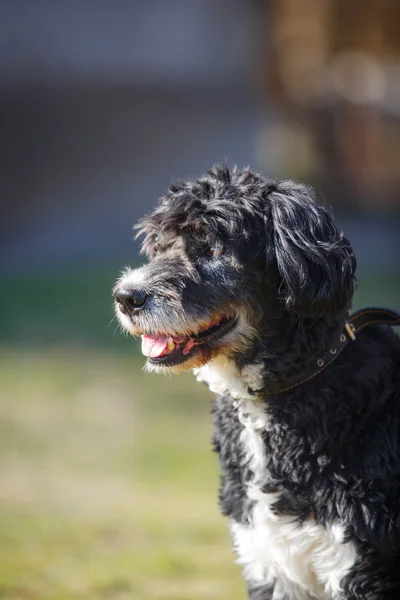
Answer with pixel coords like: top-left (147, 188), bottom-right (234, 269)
top-left (344, 322), bottom-right (356, 341)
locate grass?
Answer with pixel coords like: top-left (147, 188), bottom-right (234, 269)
top-left (0, 349), bottom-right (245, 600)
top-left (0, 267), bottom-right (398, 599)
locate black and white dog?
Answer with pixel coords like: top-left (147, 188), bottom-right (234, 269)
top-left (114, 166), bottom-right (400, 600)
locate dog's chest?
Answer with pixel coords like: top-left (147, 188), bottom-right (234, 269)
top-left (196, 358), bottom-right (357, 600)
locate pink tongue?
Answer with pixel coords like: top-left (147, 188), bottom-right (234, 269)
top-left (141, 334), bottom-right (170, 358)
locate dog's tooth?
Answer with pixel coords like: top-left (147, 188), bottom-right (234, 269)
top-left (167, 337), bottom-right (175, 351)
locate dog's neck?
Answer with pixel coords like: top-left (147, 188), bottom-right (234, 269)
top-left (194, 356), bottom-right (263, 401)
top-left (195, 310), bottom-right (348, 400)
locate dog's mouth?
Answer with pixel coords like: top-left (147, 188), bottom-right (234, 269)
top-left (141, 314), bottom-right (237, 367)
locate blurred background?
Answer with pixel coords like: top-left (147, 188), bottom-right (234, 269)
top-left (1, 2), bottom-right (399, 599)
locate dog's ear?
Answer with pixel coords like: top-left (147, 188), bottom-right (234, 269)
top-left (266, 181), bottom-right (357, 317)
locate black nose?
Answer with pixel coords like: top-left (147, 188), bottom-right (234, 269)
top-left (114, 287), bottom-right (148, 314)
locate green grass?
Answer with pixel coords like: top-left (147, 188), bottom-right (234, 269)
top-left (0, 349), bottom-right (245, 600)
top-left (0, 268), bottom-right (398, 599)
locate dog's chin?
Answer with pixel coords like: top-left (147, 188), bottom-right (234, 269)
top-left (145, 350), bottom-right (209, 374)
top-left (142, 314), bottom-right (239, 374)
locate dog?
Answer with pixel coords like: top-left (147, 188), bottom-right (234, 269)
top-left (114, 165), bottom-right (400, 599)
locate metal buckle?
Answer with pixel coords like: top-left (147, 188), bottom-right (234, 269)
top-left (344, 322), bottom-right (356, 341)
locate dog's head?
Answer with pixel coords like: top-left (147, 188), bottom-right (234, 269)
top-left (114, 166), bottom-right (356, 373)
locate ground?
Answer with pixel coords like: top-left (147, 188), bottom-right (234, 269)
top-left (0, 349), bottom-right (245, 600)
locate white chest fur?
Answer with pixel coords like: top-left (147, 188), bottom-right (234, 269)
top-left (195, 358), bottom-right (357, 600)
top-left (194, 355), bottom-right (264, 400)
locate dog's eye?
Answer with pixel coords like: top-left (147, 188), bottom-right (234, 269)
top-left (207, 245), bottom-right (223, 258)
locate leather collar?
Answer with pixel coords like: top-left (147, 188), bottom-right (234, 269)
top-left (249, 307), bottom-right (400, 397)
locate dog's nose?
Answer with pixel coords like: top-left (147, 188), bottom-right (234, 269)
top-left (114, 287), bottom-right (148, 314)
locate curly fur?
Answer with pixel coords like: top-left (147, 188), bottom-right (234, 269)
top-left (114, 166), bottom-right (400, 599)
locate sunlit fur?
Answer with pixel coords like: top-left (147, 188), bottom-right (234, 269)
top-left (114, 166), bottom-right (400, 599)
